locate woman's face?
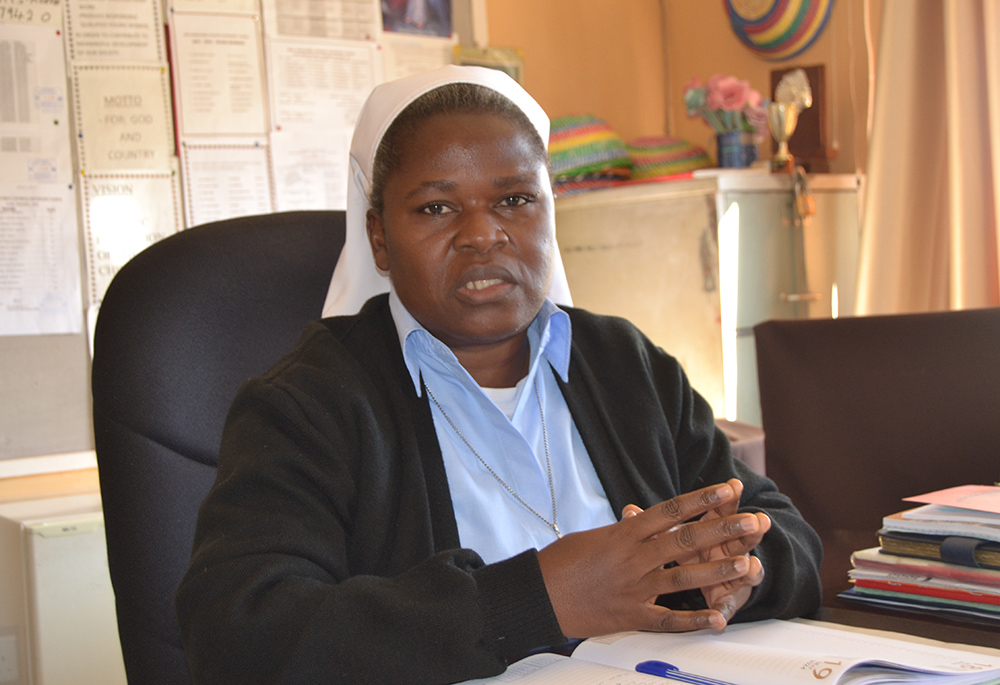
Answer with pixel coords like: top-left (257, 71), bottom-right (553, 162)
top-left (367, 111), bottom-right (555, 350)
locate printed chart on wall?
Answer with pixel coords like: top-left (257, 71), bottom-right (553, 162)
top-left (265, 36), bottom-right (377, 210)
top-left (169, 11), bottom-right (269, 136)
top-left (270, 129), bottom-right (348, 210)
top-left (64, 0), bottom-right (165, 63)
top-left (180, 139), bottom-right (274, 226)
top-left (380, 30), bottom-right (454, 80)
top-left (266, 37), bottom-right (378, 131)
top-left (171, 0), bottom-right (255, 15)
top-left (71, 63), bottom-right (175, 172)
top-left (81, 170), bottom-right (182, 305)
top-left (0, 5), bottom-right (84, 335)
top-left (260, 0), bottom-right (378, 40)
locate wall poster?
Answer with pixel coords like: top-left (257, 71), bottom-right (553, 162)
top-left (270, 129), bottom-right (347, 210)
top-left (169, 11), bottom-right (269, 136)
top-left (71, 63), bottom-right (175, 172)
top-left (0, 188), bottom-right (82, 335)
top-left (0, 13), bottom-right (84, 335)
top-left (261, 0), bottom-right (377, 40)
top-left (64, 0), bottom-right (164, 63)
top-left (81, 170), bottom-right (182, 305)
top-left (380, 31), bottom-right (454, 81)
top-left (266, 36), bottom-right (378, 131)
top-left (179, 139), bottom-right (273, 226)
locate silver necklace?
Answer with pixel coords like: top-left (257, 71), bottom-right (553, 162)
top-left (425, 378), bottom-right (561, 539)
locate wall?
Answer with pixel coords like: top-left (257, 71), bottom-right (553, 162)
top-left (487, 0), bottom-right (882, 174)
top-left (486, 0), bottom-right (667, 141)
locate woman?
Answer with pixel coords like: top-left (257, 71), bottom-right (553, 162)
top-left (176, 66), bottom-right (822, 684)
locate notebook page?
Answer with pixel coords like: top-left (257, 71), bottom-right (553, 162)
top-left (460, 652), bottom-right (667, 685)
top-left (571, 619), bottom-right (1000, 685)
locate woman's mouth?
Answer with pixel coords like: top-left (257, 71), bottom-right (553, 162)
top-left (465, 278), bottom-right (505, 291)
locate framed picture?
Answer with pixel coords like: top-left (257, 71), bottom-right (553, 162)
top-left (382, 0), bottom-right (453, 38)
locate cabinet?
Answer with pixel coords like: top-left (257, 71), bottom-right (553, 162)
top-left (713, 171), bottom-right (862, 425)
top-left (555, 170), bottom-right (862, 425)
top-left (0, 493), bottom-right (126, 685)
top-left (555, 177), bottom-right (726, 416)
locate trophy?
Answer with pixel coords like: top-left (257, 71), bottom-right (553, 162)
top-left (768, 69), bottom-right (812, 173)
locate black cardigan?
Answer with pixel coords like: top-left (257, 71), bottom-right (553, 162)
top-left (176, 295), bottom-right (822, 684)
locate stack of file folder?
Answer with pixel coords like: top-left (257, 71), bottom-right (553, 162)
top-left (840, 485), bottom-right (1000, 624)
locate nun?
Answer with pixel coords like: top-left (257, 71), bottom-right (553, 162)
top-left (176, 65), bottom-right (822, 684)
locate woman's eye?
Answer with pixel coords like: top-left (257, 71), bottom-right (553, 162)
top-left (499, 195), bottom-right (529, 207)
top-left (420, 203), bottom-right (453, 215)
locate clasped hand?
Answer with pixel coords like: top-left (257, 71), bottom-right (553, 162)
top-left (536, 478), bottom-right (768, 638)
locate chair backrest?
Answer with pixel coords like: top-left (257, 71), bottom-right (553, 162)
top-left (92, 210), bottom-right (346, 684)
top-left (753, 308), bottom-right (1000, 596)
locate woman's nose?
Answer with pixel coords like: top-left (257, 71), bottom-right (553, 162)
top-left (454, 208), bottom-right (509, 252)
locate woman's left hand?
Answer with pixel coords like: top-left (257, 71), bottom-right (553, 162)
top-left (621, 478), bottom-right (768, 622)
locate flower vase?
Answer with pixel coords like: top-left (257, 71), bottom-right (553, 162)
top-left (716, 130), bottom-right (758, 168)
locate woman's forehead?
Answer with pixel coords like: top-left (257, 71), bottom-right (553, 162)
top-left (396, 111), bottom-right (546, 166)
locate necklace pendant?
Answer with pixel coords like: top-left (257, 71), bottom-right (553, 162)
top-left (553, 524), bottom-right (562, 539)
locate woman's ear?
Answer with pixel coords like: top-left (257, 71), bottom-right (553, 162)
top-left (367, 209), bottom-right (390, 272)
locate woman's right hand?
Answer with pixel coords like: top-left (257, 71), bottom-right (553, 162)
top-left (536, 481), bottom-right (766, 638)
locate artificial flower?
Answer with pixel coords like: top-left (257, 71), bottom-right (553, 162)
top-left (684, 73), bottom-right (768, 139)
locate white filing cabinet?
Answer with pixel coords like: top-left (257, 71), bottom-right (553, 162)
top-left (556, 177), bottom-right (727, 416)
top-left (711, 170), bottom-right (862, 425)
top-left (0, 493), bottom-right (126, 685)
top-left (555, 171), bottom-right (862, 425)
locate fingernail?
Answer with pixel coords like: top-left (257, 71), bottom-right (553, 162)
top-left (738, 514), bottom-right (758, 532)
top-left (713, 484), bottom-right (732, 501)
top-left (733, 556), bottom-right (749, 573)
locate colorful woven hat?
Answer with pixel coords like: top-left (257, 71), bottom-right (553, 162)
top-left (548, 115), bottom-right (633, 179)
top-left (724, 0), bottom-right (833, 61)
top-left (626, 136), bottom-right (712, 179)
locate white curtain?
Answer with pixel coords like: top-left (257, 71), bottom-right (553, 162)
top-left (857, 0), bottom-right (1000, 314)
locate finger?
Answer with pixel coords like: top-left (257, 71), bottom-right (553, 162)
top-left (703, 556), bottom-right (764, 621)
top-left (625, 482), bottom-right (740, 540)
top-left (708, 585), bottom-right (750, 624)
top-left (704, 555), bottom-right (765, 596)
top-left (709, 478), bottom-right (743, 519)
top-left (621, 503), bottom-right (644, 519)
top-left (713, 512), bottom-right (771, 558)
top-left (642, 606), bottom-right (729, 633)
top-left (649, 512), bottom-right (762, 569)
top-left (642, 553), bottom-right (754, 600)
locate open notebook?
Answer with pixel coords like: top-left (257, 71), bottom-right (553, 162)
top-left (463, 619), bottom-right (1000, 685)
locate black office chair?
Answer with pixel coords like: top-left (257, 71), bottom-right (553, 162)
top-left (91, 210), bottom-right (346, 684)
top-left (754, 308), bottom-right (1000, 599)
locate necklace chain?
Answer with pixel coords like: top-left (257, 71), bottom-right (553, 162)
top-left (425, 378), bottom-right (561, 539)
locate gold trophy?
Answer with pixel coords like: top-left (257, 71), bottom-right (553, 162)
top-left (768, 69), bottom-right (812, 173)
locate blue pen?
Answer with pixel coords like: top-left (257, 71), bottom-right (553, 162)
top-left (635, 660), bottom-right (738, 685)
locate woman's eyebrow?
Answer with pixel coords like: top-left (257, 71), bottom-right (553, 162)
top-left (493, 173), bottom-right (539, 189)
top-left (404, 179), bottom-right (457, 200)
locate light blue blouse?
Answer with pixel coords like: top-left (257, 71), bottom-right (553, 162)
top-left (388, 289), bottom-right (617, 564)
